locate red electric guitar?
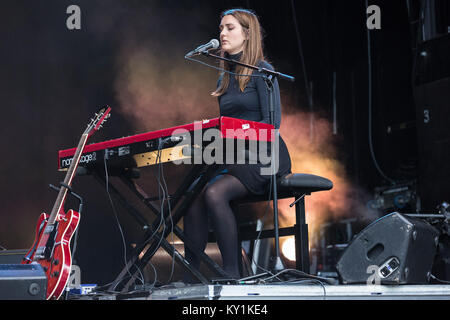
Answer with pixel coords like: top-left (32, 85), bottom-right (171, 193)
top-left (22, 106), bottom-right (111, 300)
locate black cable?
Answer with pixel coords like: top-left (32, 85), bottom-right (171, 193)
top-left (103, 155), bottom-right (145, 291)
top-left (259, 268), bottom-right (334, 285)
top-left (365, 0), bottom-right (397, 185)
top-left (185, 54), bottom-right (272, 81)
top-left (139, 137), bottom-right (178, 285)
top-left (290, 0), bottom-right (313, 109)
top-left (159, 152), bottom-right (176, 283)
top-left (430, 274), bottom-right (450, 284)
top-left (142, 142), bottom-right (167, 284)
top-left (119, 139), bottom-right (177, 290)
top-left (149, 141), bottom-right (170, 275)
top-left (238, 269), bottom-right (329, 300)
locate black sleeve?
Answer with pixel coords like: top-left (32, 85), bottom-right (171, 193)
top-left (254, 61), bottom-right (282, 129)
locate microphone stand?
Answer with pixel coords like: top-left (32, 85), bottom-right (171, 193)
top-left (188, 50), bottom-right (295, 273)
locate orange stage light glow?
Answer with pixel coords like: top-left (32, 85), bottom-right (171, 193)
top-left (278, 111), bottom-right (373, 260)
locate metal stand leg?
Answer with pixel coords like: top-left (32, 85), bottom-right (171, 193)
top-left (93, 165), bottom-right (229, 292)
top-left (294, 194), bottom-right (310, 273)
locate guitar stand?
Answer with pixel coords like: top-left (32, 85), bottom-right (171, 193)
top-left (49, 183), bottom-right (84, 215)
top-left (90, 163), bottom-right (229, 293)
top-left (48, 182), bottom-right (84, 300)
top-left (48, 183), bottom-right (83, 261)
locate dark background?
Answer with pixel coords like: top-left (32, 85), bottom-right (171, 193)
top-left (0, 0), bottom-right (448, 285)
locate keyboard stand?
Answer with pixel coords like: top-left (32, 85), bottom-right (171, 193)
top-left (91, 163), bottom-right (229, 293)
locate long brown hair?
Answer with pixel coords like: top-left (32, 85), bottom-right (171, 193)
top-left (211, 9), bottom-right (265, 97)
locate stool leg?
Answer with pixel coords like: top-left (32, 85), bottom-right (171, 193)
top-left (294, 196), bottom-right (310, 273)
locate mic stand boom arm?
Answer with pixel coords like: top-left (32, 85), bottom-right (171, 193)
top-left (198, 51), bottom-right (295, 82)
top-left (198, 51), bottom-right (295, 272)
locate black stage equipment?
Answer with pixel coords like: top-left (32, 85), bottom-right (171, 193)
top-left (417, 0), bottom-right (450, 42)
top-left (0, 264), bottom-right (47, 300)
top-left (414, 34), bottom-right (450, 213)
top-left (311, 218), bottom-right (367, 278)
top-left (336, 212), bottom-right (440, 284)
top-left (432, 233), bottom-right (450, 282)
top-left (367, 182), bottom-right (417, 212)
top-left (0, 249), bottom-right (28, 264)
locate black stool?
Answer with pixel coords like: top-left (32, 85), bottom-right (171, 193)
top-left (235, 173), bottom-right (333, 274)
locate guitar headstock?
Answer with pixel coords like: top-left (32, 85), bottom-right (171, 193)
top-left (85, 106), bottom-right (111, 137)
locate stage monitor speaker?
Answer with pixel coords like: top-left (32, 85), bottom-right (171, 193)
top-left (336, 212), bottom-right (440, 284)
top-left (0, 264), bottom-right (47, 300)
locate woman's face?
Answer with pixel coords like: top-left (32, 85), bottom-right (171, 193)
top-left (219, 14), bottom-right (247, 55)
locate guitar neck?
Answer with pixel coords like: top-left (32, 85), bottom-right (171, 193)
top-left (48, 134), bottom-right (89, 225)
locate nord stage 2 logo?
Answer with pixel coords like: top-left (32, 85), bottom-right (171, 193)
top-left (61, 152), bottom-right (97, 169)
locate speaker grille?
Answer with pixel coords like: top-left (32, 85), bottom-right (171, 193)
top-left (336, 212), bottom-right (440, 284)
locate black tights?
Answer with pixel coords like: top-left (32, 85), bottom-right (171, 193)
top-left (183, 174), bottom-right (249, 281)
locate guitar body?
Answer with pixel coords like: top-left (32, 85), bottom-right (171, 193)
top-left (21, 106), bottom-right (110, 300)
top-left (23, 210), bottom-right (80, 300)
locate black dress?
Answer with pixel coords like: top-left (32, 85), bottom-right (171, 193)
top-left (217, 52), bottom-right (292, 195)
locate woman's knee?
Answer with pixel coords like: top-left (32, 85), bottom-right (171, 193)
top-left (185, 190), bottom-right (206, 220)
top-left (204, 184), bottom-right (223, 209)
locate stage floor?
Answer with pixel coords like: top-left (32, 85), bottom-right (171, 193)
top-left (149, 283), bottom-right (450, 300)
top-left (69, 283), bottom-right (450, 300)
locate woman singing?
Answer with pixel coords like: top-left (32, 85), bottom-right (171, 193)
top-left (183, 8), bottom-right (291, 281)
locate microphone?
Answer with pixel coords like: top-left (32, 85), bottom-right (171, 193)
top-left (185, 39), bottom-right (220, 57)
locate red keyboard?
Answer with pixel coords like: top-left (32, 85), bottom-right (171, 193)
top-left (58, 116), bottom-right (274, 170)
